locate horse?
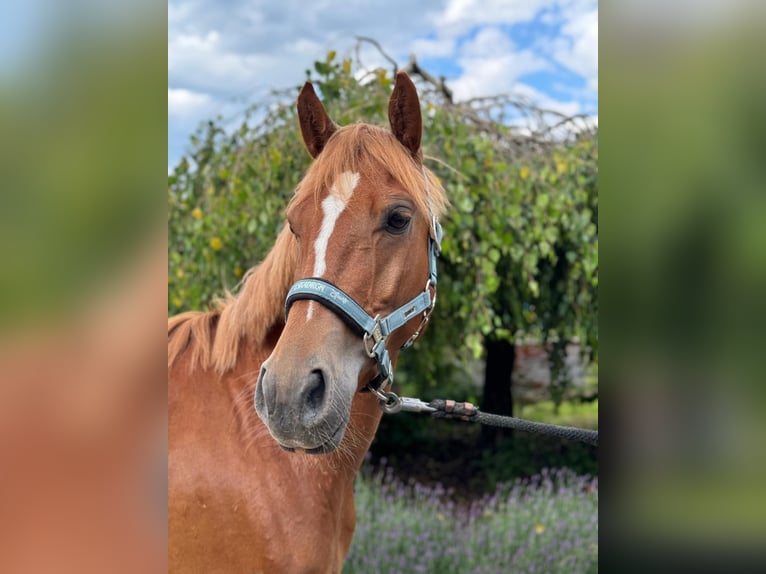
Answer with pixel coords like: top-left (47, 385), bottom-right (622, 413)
top-left (168, 71), bottom-right (448, 573)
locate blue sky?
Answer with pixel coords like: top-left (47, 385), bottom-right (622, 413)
top-left (168, 0), bottom-right (598, 170)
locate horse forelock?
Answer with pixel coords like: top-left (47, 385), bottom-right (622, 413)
top-left (289, 123), bottom-right (448, 227)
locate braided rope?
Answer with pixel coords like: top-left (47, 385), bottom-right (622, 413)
top-left (428, 399), bottom-right (598, 446)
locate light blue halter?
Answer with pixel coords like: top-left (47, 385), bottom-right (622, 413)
top-left (284, 177), bottom-right (443, 394)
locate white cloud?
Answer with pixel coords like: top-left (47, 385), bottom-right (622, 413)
top-left (451, 28), bottom-right (552, 101)
top-left (451, 52), bottom-right (551, 101)
top-left (438, 0), bottom-right (552, 31)
top-left (413, 2), bottom-right (598, 106)
top-left (168, 88), bottom-right (212, 117)
top-left (168, 30), bottom-right (295, 97)
top-left (409, 36), bottom-right (456, 59)
top-left (167, 1), bottom-right (193, 29)
top-left (460, 27), bottom-right (515, 57)
top-left (553, 7), bottom-right (598, 90)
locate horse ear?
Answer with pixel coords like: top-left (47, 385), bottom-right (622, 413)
top-left (388, 72), bottom-right (422, 159)
top-left (297, 82), bottom-right (337, 158)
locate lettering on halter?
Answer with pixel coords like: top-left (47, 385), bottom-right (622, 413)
top-left (328, 289), bottom-right (348, 305)
top-left (301, 280), bottom-right (327, 292)
top-left (298, 280), bottom-right (349, 307)
top-left (402, 304), bottom-right (418, 318)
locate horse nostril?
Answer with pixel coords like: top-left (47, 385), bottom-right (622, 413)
top-left (304, 369), bottom-right (326, 414)
top-left (254, 365), bottom-right (273, 419)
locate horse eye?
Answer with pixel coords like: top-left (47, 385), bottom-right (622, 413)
top-left (385, 211), bottom-right (411, 233)
top-left (288, 222), bottom-right (299, 238)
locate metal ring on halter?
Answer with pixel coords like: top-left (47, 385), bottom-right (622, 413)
top-left (370, 389), bottom-right (401, 414)
top-left (425, 278), bottom-right (436, 308)
top-left (401, 279), bottom-right (436, 349)
top-left (363, 332), bottom-right (375, 358)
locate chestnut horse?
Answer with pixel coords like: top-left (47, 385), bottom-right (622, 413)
top-left (168, 72), bottom-right (448, 573)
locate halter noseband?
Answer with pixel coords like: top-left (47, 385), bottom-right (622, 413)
top-left (284, 204), bottom-right (443, 394)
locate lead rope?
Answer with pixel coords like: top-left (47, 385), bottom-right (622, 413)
top-left (375, 394), bottom-right (598, 446)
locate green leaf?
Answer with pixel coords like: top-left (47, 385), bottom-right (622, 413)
top-left (507, 204), bottom-right (521, 218)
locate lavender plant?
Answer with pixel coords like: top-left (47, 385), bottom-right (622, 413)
top-left (345, 464), bottom-right (597, 574)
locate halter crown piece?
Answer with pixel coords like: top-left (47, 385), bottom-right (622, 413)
top-left (284, 169), bottom-right (443, 394)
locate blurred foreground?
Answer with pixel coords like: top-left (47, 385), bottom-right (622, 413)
top-left (0, 2), bottom-right (166, 572)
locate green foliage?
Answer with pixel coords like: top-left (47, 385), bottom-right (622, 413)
top-left (168, 51), bottom-right (598, 404)
top-left (168, 104), bottom-right (308, 311)
top-left (478, 436), bottom-right (599, 492)
top-left (414, 104), bottom-right (598, 402)
top-left (371, 415), bottom-right (598, 493)
top-left (519, 399), bottom-right (599, 430)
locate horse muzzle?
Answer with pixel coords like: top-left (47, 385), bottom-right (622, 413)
top-left (254, 363), bottom-right (349, 454)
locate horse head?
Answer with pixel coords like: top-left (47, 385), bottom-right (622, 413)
top-left (255, 72), bottom-right (445, 454)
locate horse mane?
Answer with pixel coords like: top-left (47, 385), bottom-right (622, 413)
top-left (168, 121), bottom-right (448, 374)
top-left (167, 226), bottom-right (296, 373)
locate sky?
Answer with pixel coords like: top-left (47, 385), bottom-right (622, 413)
top-left (168, 0), bottom-right (598, 170)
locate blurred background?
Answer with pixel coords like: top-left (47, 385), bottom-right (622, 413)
top-left (0, 0), bottom-right (167, 572)
top-left (601, 0), bottom-right (766, 567)
top-left (2, 0), bottom-right (765, 571)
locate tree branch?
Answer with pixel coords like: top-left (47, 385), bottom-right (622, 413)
top-left (354, 36), bottom-right (398, 75)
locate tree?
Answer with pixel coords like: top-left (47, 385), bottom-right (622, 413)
top-left (168, 48), bottom-right (598, 439)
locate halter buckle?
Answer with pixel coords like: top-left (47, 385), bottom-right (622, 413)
top-left (363, 314), bottom-right (384, 358)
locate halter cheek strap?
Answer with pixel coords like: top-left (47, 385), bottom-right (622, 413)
top-left (284, 218), bottom-right (443, 391)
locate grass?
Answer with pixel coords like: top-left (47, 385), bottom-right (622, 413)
top-left (517, 399), bottom-right (599, 430)
top-left (344, 465), bottom-right (598, 574)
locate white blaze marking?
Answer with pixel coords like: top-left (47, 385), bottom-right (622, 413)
top-left (307, 171), bottom-right (359, 321)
